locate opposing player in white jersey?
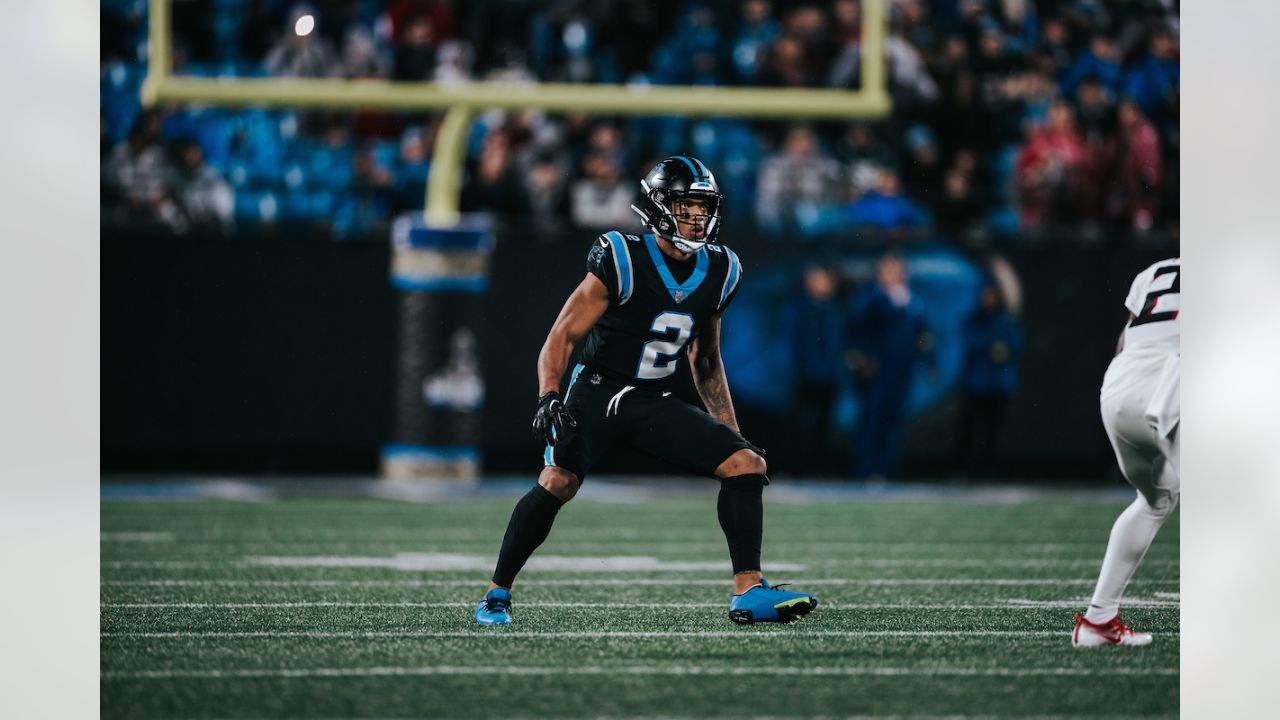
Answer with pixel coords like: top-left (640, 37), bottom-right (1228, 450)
top-left (1074, 258), bottom-right (1179, 647)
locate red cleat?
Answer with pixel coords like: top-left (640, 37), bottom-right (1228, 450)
top-left (1072, 613), bottom-right (1154, 647)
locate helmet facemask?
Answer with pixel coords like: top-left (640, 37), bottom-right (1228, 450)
top-left (633, 183), bottom-right (722, 254)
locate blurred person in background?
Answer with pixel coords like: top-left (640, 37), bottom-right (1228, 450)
top-left (389, 0), bottom-right (454, 43)
top-left (756, 125), bottom-right (840, 234)
top-left (956, 280), bottom-right (1022, 478)
top-left (1036, 15), bottom-right (1073, 70)
top-left (935, 167), bottom-right (985, 242)
top-left (525, 150), bottom-right (570, 236)
top-left (332, 145), bottom-right (393, 239)
top-left (393, 13), bottom-right (437, 80)
top-left (758, 34), bottom-right (810, 88)
top-left (845, 168), bottom-right (926, 234)
top-left (930, 34), bottom-right (981, 151)
top-left (781, 4), bottom-right (835, 81)
top-left (900, 124), bottom-right (944, 204)
top-left (845, 254), bottom-right (934, 481)
top-left (265, 5), bottom-right (340, 78)
top-left (1016, 100), bottom-right (1089, 231)
top-left (461, 123), bottom-right (531, 221)
top-left (338, 23), bottom-right (388, 79)
top-left (898, 0), bottom-right (938, 57)
top-left (783, 265), bottom-right (844, 476)
top-left (731, 0), bottom-right (781, 84)
top-left (391, 125), bottom-right (431, 213)
top-left (830, 0), bottom-right (860, 46)
top-left (570, 152), bottom-right (633, 229)
top-left (835, 123), bottom-right (896, 202)
top-left (1122, 25), bottom-right (1178, 123)
top-left (1102, 99), bottom-right (1162, 233)
top-left (1015, 68), bottom-right (1058, 132)
top-left (173, 140), bottom-right (234, 234)
top-left (1075, 74), bottom-right (1116, 144)
top-left (102, 110), bottom-right (181, 228)
top-left (584, 123), bottom-right (629, 176)
top-left (835, 122), bottom-right (894, 172)
top-left (1059, 33), bottom-right (1121, 99)
top-left (434, 39), bottom-right (475, 83)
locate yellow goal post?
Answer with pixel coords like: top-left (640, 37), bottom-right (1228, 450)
top-left (140, 0), bottom-right (892, 227)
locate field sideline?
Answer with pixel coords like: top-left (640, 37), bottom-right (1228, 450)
top-left (101, 480), bottom-right (1179, 718)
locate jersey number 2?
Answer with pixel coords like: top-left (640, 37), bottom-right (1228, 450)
top-left (637, 312), bottom-right (695, 380)
top-left (1130, 265), bottom-right (1179, 327)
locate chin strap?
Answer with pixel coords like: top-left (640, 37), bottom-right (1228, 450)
top-left (672, 237), bottom-right (706, 254)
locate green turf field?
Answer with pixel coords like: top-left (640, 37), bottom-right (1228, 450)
top-left (101, 487), bottom-right (1179, 718)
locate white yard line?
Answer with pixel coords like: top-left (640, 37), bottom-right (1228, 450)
top-left (101, 664), bottom-right (1178, 680)
top-left (100, 532), bottom-right (174, 542)
top-left (99, 558), bottom-right (1179, 570)
top-left (101, 629), bottom-right (1177, 640)
top-left (1005, 598), bottom-right (1180, 609)
top-left (103, 538), bottom-right (1120, 549)
top-left (103, 600), bottom-right (1180, 610)
top-left (102, 577), bottom-right (1147, 587)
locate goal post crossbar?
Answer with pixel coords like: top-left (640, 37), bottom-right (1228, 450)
top-left (141, 0), bottom-right (892, 226)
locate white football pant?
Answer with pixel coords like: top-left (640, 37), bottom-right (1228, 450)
top-left (1085, 359), bottom-right (1180, 623)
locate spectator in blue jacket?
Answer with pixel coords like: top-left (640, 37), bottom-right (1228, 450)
top-left (783, 264), bottom-right (844, 476)
top-left (1122, 27), bottom-right (1179, 120)
top-left (846, 169), bottom-right (927, 232)
top-left (1058, 34), bottom-right (1120, 99)
top-left (956, 281), bottom-right (1023, 476)
top-left (845, 254), bottom-right (934, 480)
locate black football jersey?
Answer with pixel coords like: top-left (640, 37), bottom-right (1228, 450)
top-left (583, 231), bottom-right (742, 391)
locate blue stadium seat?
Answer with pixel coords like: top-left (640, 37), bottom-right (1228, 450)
top-left (282, 159), bottom-right (308, 191)
top-left (370, 141), bottom-right (400, 176)
top-left (236, 110), bottom-right (285, 183)
top-left (226, 158), bottom-right (253, 189)
top-left (308, 146), bottom-right (355, 190)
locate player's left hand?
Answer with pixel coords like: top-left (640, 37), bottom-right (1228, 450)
top-left (533, 391), bottom-right (577, 446)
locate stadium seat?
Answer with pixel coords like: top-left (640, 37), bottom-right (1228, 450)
top-left (308, 146), bottom-right (355, 190)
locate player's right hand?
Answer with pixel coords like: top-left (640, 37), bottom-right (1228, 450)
top-left (533, 391), bottom-right (577, 446)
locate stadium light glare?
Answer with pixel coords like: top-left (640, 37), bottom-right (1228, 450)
top-left (294, 14), bottom-right (315, 37)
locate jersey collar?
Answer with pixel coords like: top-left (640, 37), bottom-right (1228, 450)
top-left (644, 233), bottom-right (708, 304)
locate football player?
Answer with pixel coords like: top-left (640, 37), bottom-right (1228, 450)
top-left (1074, 258), bottom-right (1179, 647)
top-left (475, 157), bottom-right (818, 626)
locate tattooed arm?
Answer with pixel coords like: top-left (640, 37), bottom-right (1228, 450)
top-left (687, 314), bottom-right (740, 432)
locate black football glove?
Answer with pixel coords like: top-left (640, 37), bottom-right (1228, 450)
top-left (532, 391), bottom-right (577, 446)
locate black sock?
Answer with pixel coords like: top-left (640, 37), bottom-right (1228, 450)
top-left (717, 473), bottom-right (767, 576)
top-left (491, 485), bottom-right (564, 587)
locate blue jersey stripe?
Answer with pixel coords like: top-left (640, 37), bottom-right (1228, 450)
top-left (719, 246), bottom-right (741, 311)
top-left (606, 231), bottom-right (633, 304)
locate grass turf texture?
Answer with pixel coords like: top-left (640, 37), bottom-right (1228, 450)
top-left (102, 493), bottom-right (1179, 718)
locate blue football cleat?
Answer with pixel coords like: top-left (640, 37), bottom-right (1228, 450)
top-left (475, 588), bottom-right (513, 625)
top-left (728, 579), bottom-right (818, 625)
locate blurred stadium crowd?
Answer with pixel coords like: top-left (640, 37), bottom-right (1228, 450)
top-left (101, 0), bottom-right (1178, 244)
